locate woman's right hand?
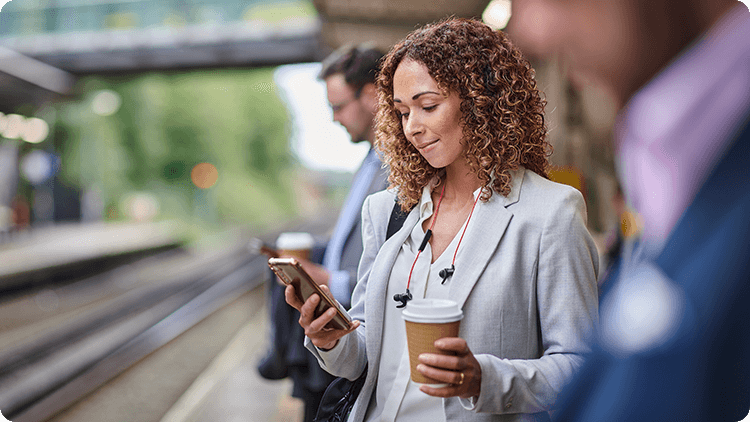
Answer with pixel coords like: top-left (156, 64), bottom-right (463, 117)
top-left (284, 283), bottom-right (360, 350)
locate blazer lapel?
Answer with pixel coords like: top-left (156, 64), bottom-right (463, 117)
top-left (656, 117), bottom-right (750, 283)
top-left (449, 169), bottom-right (524, 309)
top-left (365, 207), bottom-right (421, 362)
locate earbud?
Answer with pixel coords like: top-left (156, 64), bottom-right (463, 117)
top-left (393, 289), bottom-right (412, 308)
top-left (439, 265), bottom-right (455, 284)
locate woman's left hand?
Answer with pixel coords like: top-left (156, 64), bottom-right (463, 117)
top-left (417, 337), bottom-right (481, 399)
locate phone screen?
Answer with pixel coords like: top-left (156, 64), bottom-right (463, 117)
top-left (268, 258), bottom-right (352, 330)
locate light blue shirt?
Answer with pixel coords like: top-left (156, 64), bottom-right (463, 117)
top-left (323, 148), bottom-right (382, 308)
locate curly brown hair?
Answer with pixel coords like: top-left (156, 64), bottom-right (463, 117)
top-left (376, 17), bottom-right (551, 211)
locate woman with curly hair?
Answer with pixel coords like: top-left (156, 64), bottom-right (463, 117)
top-left (287, 18), bottom-right (599, 421)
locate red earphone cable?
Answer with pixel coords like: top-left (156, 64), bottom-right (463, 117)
top-left (406, 183), bottom-right (446, 292)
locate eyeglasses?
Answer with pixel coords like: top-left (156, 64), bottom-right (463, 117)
top-left (330, 86), bottom-right (364, 113)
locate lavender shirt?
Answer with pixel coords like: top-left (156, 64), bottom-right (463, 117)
top-left (615, 4), bottom-right (750, 252)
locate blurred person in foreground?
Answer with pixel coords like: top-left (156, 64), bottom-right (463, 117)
top-left (510, 0), bottom-right (750, 420)
top-left (258, 44), bottom-right (388, 422)
top-left (286, 18), bottom-right (599, 421)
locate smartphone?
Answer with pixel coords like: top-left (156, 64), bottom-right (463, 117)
top-left (268, 257), bottom-right (353, 330)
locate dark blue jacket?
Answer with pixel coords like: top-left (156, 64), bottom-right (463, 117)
top-left (556, 115), bottom-right (750, 421)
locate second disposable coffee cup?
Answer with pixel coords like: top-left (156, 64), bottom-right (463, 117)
top-left (401, 299), bottom-right (463, 385)
top-left (276, 232), bottom-right (314, 261)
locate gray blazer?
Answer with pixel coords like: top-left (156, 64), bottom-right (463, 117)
top-left (307, 168), bottom-right (600, 421)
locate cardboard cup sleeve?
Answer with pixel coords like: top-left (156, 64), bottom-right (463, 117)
top-left (404, 320), bottom-right (461, 384)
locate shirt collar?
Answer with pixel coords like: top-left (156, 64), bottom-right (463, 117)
top-left (614, 4), bottom-right (750, 248)
top-left (418, 178), bottom-right (484, 220)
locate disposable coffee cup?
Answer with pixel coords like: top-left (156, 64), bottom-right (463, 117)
top-left (401, 299), bottom-right (463, 385)
top-left (276, 232), bottom-right (314, 261)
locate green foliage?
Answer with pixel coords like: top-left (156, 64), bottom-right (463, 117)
top-left (243, 0), bottom-right (319, 23)
top-left (56, 67), bottom-right (298, 236)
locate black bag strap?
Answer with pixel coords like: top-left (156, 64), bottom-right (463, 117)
top-left (386, 200), bottom-right (410, 241)
top-left (314, 200), bottom-right (412, 422)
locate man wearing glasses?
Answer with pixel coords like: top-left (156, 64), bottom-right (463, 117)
top-left (259, 44), bottom-right (388, 422)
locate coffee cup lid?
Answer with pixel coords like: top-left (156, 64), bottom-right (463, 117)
top-left (401, 299), bottom-right (463, 323)
top-left (276, 232), bottom-right (314, 250)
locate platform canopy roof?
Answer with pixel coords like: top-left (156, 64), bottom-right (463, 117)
top-left (312, 0), bottom-right (493, 52)
top-left (0, 0), bottom-right (494, 109)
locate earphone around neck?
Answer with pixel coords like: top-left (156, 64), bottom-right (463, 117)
top-left (393, 184), bottom-right (483, 308)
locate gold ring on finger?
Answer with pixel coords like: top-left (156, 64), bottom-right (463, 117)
top-left (458, 372), bottom-right (465, 385)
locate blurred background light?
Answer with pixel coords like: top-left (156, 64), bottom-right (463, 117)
top-left (21, 150), bottom-right (55, 185)
top-left (122, 192), bottom-right (160, 222)
top-left (191, 163), bottom-right (219, 189)
top-left (0, 113), bottom-right (50, 143)
top-left (483, 0), bottom-right (512, 30)
top-left (91, 90), bottom-right (122, 116)
top-left (22, 117), bottom-right (50, 144)
top-left (3, 113), bottom-right (25, 139)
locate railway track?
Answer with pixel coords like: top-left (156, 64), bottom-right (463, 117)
top-left (0, 225), bottom-right (272, 422)
top-left (0, 212), bottom-right (338, 422)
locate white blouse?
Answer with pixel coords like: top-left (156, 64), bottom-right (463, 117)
top-left (363, 184), bottom-right (479, 422)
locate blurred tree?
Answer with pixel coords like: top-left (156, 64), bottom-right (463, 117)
top-left (56, 67), bottom-right (297, 234)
